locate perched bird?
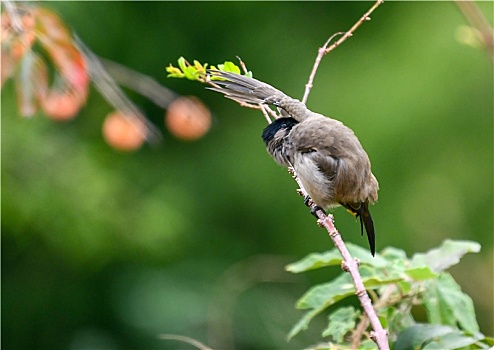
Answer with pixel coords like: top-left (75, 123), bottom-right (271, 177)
top-left (208, 70), bottom-right (379, 255)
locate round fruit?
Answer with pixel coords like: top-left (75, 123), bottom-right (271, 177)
top-left (165, 96), bottom-right (211, 141)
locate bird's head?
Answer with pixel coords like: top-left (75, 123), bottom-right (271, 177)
top-left (261, 117), bottom-right (298, 146)
top-left (261, 117), bottom-right (298, 166)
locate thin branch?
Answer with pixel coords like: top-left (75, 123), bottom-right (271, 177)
top-left (100, 58), bottom-right (179, 109)
top-left (302, 0), bottom-right (384, 104)
top-left (455, 0), bottom-right (494, 61)
top-left (351, 284), bottom-right (396, 349)
top-left (294, 1), bottom-right (389, 348)
top-left (302, 32), bottom-right (344, 104)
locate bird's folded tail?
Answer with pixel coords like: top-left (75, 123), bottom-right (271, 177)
top-left (207, 70), bottom-right (285, 106)
top-left (206, 70), bottom-right (311, 122)
top-left (342, 201), bottom-right (376, 256)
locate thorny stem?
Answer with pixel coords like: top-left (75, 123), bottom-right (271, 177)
top-left (302, 0), bottom-right (384, 104)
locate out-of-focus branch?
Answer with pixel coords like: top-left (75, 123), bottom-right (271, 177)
top-left (99, 58), bottom-right (178, 109)
top-left (455, 0), bottom-right (494, 61)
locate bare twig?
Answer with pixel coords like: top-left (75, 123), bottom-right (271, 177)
top-left (302, 0), bottom-right (384, 104)
top-left (302, 32), bottom-right (344, 104)
top-left (455, 0), bottom-right (494, 61)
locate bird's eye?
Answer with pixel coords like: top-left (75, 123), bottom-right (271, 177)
top-left (281, 123), bottom-right (287, 128)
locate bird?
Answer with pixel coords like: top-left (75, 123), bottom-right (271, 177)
top-left (207, 70), bottom-right (379, 255)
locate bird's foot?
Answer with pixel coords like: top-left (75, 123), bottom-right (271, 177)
top-left (310, 205), bottom-right (325, 218)
top-left (304, 195), bottom-right (325, 218)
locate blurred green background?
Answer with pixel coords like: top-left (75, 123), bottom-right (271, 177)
top-left (2, 2), bottom-right (493, 349)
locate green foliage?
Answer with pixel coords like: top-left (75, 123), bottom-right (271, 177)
top-left (166, 56), bottom-right (252, 82)
top-left (287, 240), bottom-right (490, 349)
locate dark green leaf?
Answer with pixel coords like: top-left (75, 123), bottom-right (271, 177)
top-left (423, 273), bottom-right (479, 334)
top-left (394, 324), bottom-right (456, 350)
top-left (287, 309), bottom-right (320, 340)
top-left (422, 330), bottom-right (485, 349)
top-left (322, 306), bottom-right (360, 342)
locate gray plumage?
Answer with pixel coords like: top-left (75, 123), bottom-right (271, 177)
top-left (208, 70), bottom-right (379, 255)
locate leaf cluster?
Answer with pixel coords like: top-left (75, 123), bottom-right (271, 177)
top-left (166, 56), bottom-right (252, 83)
top-left (286, 240), bottom-right (492, 349)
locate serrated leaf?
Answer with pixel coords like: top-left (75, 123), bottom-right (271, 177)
top-left (423, 273), bottom-right (479, 334)
top-left (394, 324), bottom-right (456, 350)
top-left (322, 306), bottom-right (360, 342)
top-left (411, 239), bottom-right (480, 273)
top-left (286, 243), bottom-right (387, 273)
top-left (404, 266), bottom-right (438, 281)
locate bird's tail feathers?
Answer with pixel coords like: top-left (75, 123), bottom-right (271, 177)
top-left (342, 201), bottom-right (376, 256)
top-left (207, 70), bottom-right (286, 107)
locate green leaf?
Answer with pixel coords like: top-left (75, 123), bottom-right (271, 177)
top-left (361, 265), bottom-right (404, 289)
top-left (177, 56), bottom-right (188, 72)
top-left (286, 243), bottom-right (387, 273)
top-left (296, 273), bottom-right (354, 310)
top-left (322, 306), bottom-right (360, 342)
top-left (289, 266), bottom-right (402, 340)
top-left (404, 266), bottom-right (438, 281)
top-left (395, 324), bottom-right (456, 350)
top-left (422, 331), bottom-right (485, 349)
top-left (288, 274), bottom-right (354, 340)
top-left (380, 246), bottom-right (408, 261)
top-left (183, 66), bottom-right (198, 80)
top-left (287, 309), bottom-right (320, 341)
top-left (411, 239), bottom-right (480, 273)
top-left (218, 61), bottom-right (241, 74)
top-left (166, 64), bottom-right (184, 78)
top-left (423, 273), bottom-right (480, 334)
